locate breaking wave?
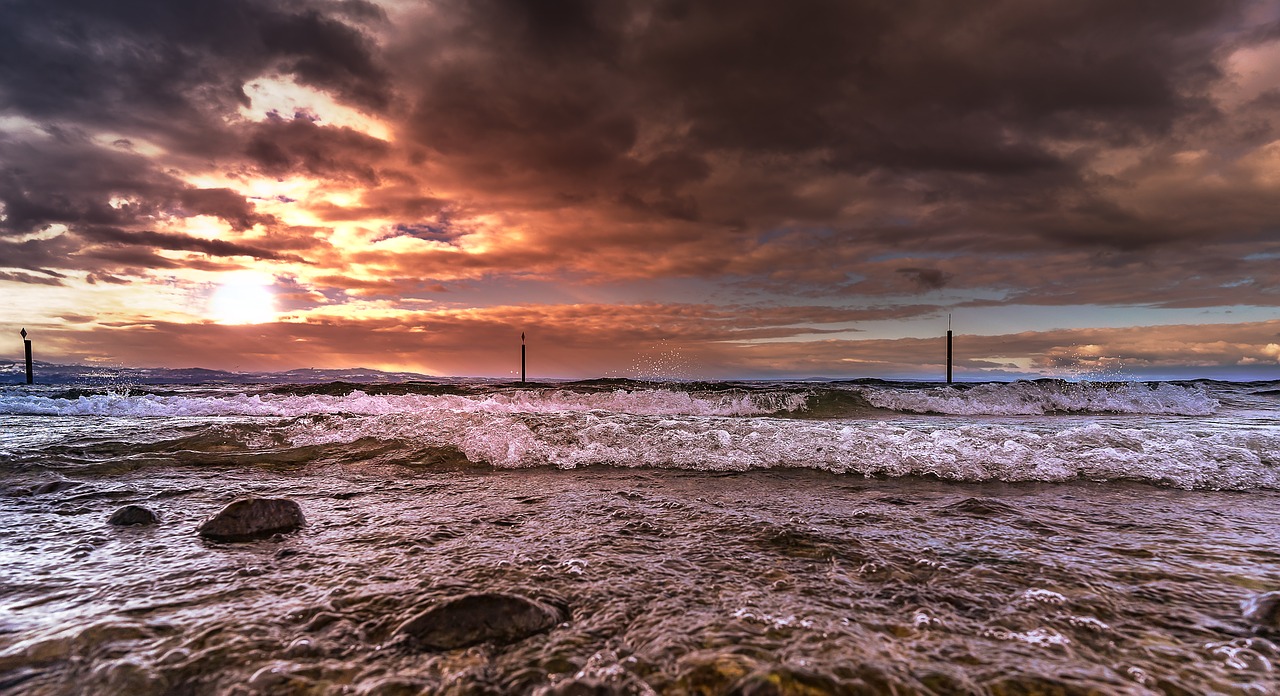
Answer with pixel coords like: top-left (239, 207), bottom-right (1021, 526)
top-left (269, 412), bottom-right (1280, 491)
top-left (0, 388), bottom-right (810, 418)
top-left (855, 380), bottom-right (1218, 416)
top-left (0, 380), bottom-right (1219, 419)
top-left (3, 379), bottom-right (1271, 490)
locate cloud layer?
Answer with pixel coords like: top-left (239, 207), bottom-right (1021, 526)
top-left (2, 0), bottom-right (1279, 377)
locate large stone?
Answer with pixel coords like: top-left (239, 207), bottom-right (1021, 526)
top-left (395, 593), bottom-right (564, 650)
top-left (197, 498), bottom-right (305, 542)
top-left (108, 505), bottom-right (158, 526)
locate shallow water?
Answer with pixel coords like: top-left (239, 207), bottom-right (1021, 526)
top-left (1, 375), bottom-right (1279, 694)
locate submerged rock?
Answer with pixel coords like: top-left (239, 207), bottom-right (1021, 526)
top-left (1243, 591), bottom-right (1280, 631)
top-left (395, 592), bottom-right (564, 650)
top-left (197, 498), bottom-right (305, 542)
top-left (108, 505), bottom-right (158, 526)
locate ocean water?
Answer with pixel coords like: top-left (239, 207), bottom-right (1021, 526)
top-left (1, 368), bottom-right (1278, 695)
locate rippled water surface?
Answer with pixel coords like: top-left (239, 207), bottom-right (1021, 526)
top-left (2, 373), bottom-right (1279, 694)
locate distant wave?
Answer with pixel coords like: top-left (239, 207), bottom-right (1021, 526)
top-left (0, 387), bottom-right (810, 418)
top-left (855, 380), bottom-right (1218, 416)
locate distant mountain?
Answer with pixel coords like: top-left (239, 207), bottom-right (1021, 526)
top-left (0, 362), bottom-right (438, 386)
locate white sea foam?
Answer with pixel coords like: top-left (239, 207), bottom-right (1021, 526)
top-left (0, 388), bottom-right (807, 418)
top-left (3, 383), bottom-right (1274, 490)
top-left (858, 381), bottom-right (1218, 416)
top-left (277, 410), bottom-right (1280, 490)
top-left (0, 381), bottom-right (1218, 419)
top-left (983, 627), bottom-right (1071, 647)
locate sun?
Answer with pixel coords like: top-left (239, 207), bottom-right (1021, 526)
top-left (209, 272), bottom-right (277, 324)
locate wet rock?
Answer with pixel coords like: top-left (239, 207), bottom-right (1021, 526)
top-left (197, 498), bottom-right (305, 542)
top-left (728, 667), bottom-right (842, 696)
top-left (108, 505), bottom-right (158, 526)
top-left (1243, 591), bottom-right (1280, 631)
top-left (395, 592), bottom-right (564, 650)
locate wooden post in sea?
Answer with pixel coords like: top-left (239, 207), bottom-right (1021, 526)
top-left (521, 332), bottom-right (526, 384)
top-left (21, 328), bottom-right (32, 385)
top-left (946, 315), bottom-right (953, 385)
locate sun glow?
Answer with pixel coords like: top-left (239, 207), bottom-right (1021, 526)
top-left (209, 273), bottom-right (277, 324)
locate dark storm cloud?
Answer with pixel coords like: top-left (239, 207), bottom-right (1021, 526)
top-left (396, 0), bottom-right (1240, 184)
top-left (0, 0), bottom-right (405, 284)
top-left (0, 133), bottom-right (297, 275)
top-left (176, 189), bottom-right (277, 232)
top-left (896, 268), bottom-right (950, 291)
top-left (244, 116), bottom-right (392, 183)
top-left (0, 0), bottom-right (390, 138)
top-left (340, 0), bottom-right (1280, 320)
top-left (0, 270), bottom-right (63, 286)
top-left (4, 0), bottom-right (1280, 376)
top-left (75, 226), bottom-right (304, 262)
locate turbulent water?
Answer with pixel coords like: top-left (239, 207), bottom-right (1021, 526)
top-left (2, 367), bottom-right (1278, 695)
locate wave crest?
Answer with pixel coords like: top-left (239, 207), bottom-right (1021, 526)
top-left (0, 388), bottom-right (808, 418)
top-left (278, 413), bottom-right (1279, 491)
top-left (858, 381), bottom-right (1218, 416)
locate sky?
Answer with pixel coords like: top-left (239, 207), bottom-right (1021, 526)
top-left (2, 0), bottom-right (1280, 380)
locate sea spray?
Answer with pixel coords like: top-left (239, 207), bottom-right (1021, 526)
top-left (0, 380), bottom-right (1219, 418)
top-left (270, 412), bottom-right (1280, 490)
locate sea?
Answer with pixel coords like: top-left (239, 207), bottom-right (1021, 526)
top-left (1, 364), bottom-right (1278, 695)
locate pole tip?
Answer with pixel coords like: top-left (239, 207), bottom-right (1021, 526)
top-left (20, 328), bottom-right (27, 339)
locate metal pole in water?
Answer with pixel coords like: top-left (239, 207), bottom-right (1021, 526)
top-left (21, 327), bottom-right (32, 385)
top-left (521, 332), bottom-right (526, 384)
top-left (946, 315), bottom-right (953, 385)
